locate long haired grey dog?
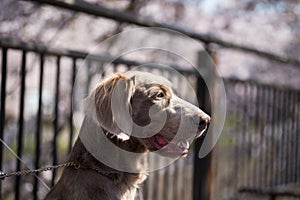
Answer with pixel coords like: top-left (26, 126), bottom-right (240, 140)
top-left (45, 71), bottom-right (210, 200)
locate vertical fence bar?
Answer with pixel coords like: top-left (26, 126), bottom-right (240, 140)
top-left (0, 48), bottom-right (8, 199)
top-left (193, 48), bottom-right (213, 200)
top-left (179, 159), bottom-right (185, 200)
top-left (277, 90), bottom-right (285, 184)
top-left (15, 50), bottom-right (27, 200)
top-left (285, 90), bottom-right (292, 183)
top-left (156, 164), bottom-right (164, 200)
top-left (256, 84), bottom-right (261, 187)
top-left (167, 164), bottom-right (175, 200)
top-left (174, 159), bottom-right (181, 200)
top-left (279, 90), bottom-right (285, 185)
top-left (68, 58), bottom-right (76, 153)
top-left (193, 74), bottom-right (212, 200)
top-left (100, 62), bottom-right (106, 78)
top-left (266, 86), bottom-right (273, 186)
top-left (282, 90), bottom-right (287, 184)
top-left (292, 91), bottom-right (298, 183)
top-left (235, 82), bottom-right (243, 189)
top-left (269, 87), bottom-right (276, 187)
top-left (250, 83), bottom-right (254, 187)
top-left (126, 64), bottom-right (132, 71)
top-left (296, 93), bottom-right (300, 182)
top-left (290, 91), bottom-right (295, 184)
top-left (287, 90), bottom-right (292, 183)
top-left (112, 63), bottom-right (118, 72)
top-left (260, 85), bottom-right (266, 187)
top-left (243, 82), bottom-right (250, 187)
top-left (33, 54), bottom-right (44, 200)
top-left (292, 91), bottom-right (297, 183)
top-left (275, 88), bottom-right (281, 185)
top-left (51, 56), bottom-right (61, 186)
top-left (291, 90), bottom-right (296, 183)
top-left (233, 81), bottom-right (242, 191)
top-left (250, 83), bottom-right (254, 188)
top-left (257, 85), bottom-right (262, 187)
top-left (193, 74), bottom-right (211, 200)
top-left (163, 166), bottom-right (168, 200)
top-left (85, 59), bottom-right (92, 98)
top-left (259, 85), bottom-right (264, 187)
top-left (152, 168), bottom-right (159, 200)
top-left (172, 162), bottom-right (177, 200)
top-left (271, 87), bottom-right (277, 186)
top-left (289, 91), bottom-right (298, 183)
top-left (146, 156), bottom-right (154, 200)
top-left (274, 89), bottom-right (280, 185)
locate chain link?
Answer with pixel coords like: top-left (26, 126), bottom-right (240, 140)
top-left (0, 162), bottom-right (79, 180)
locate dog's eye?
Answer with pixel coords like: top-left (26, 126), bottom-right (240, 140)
top-left (156, 91), bottom-right (165, 98)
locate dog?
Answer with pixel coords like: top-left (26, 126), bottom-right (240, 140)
top-left (45, 71), bottom-right (210, 200)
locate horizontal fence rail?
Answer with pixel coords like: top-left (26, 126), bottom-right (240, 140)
top-left (0, 37), bottom-right (197, 75)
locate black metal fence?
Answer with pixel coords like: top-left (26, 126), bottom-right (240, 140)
top-left (0, 42), bottom-right (78, 200)
top-left (212, 79), bottom-right (300, 200)
top-left (0, 38), bottom-right (207, 200)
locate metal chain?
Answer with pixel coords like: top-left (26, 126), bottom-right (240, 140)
top-left (0, 162), bottom-right (79, 180)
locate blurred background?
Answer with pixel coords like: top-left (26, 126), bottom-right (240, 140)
top-left (0, 0), bottom-right (299, 200)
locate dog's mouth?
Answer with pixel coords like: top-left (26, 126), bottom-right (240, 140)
top-left (147, 134), bottom-right (190, 157)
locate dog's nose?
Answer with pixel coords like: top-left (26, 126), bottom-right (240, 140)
top-left (198, 115), bottom-right (211, 133)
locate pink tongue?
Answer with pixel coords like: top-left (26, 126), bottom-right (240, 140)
top-left (155, 135), bottom-right (168, 146)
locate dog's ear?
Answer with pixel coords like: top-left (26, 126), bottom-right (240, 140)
top-left (93, 73), bottom-right (135, 140)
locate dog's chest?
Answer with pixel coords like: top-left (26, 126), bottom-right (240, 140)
top-left (121, 187), bottom-right (137, 200)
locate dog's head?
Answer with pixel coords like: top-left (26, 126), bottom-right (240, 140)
top-left (89, 71), bottom-right (210, 158)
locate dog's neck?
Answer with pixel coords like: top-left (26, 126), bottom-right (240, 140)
top-left (68, 115), bottom-right (148, 188)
